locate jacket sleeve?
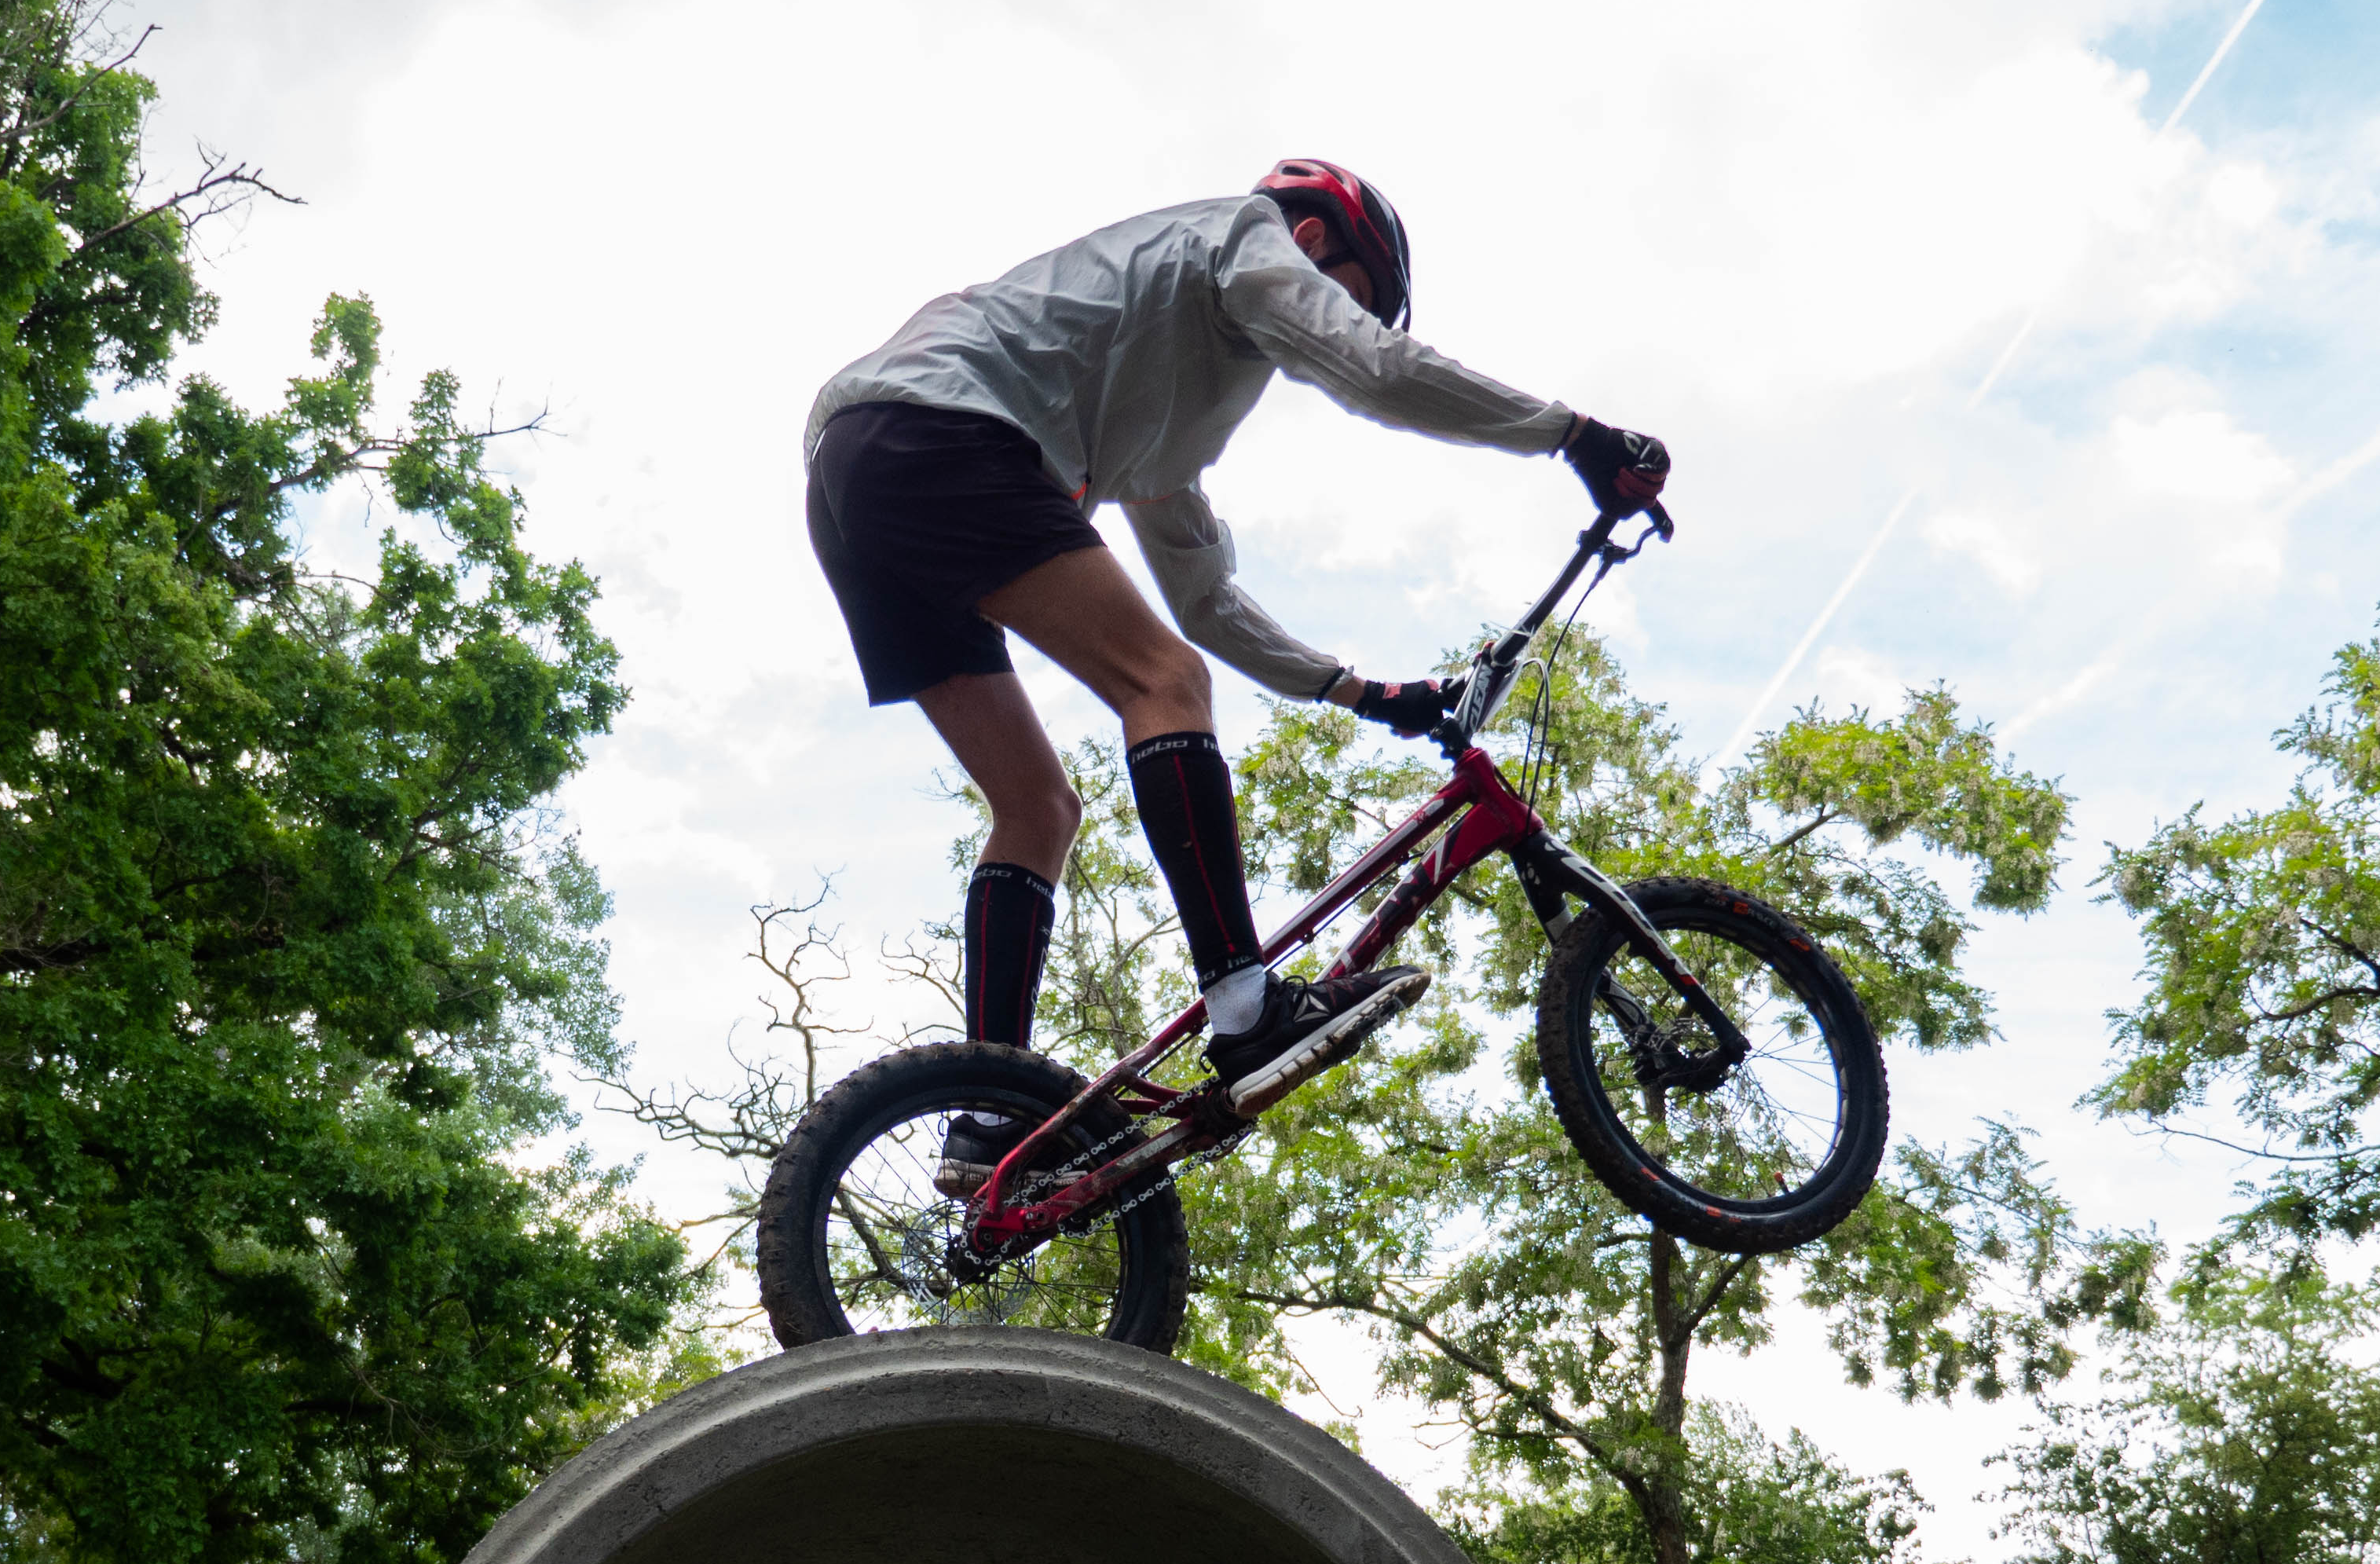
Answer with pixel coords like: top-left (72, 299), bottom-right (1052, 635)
top-left (1216, 202), bottom-right (1576, 455)
top-left (1122, 485), bottom-right (1341, 700)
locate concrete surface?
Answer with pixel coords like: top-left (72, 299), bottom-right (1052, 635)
top-left (465, 1327), bottom-right (1470, 1564)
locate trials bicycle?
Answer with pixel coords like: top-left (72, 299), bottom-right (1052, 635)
top-left (756, 506), bottom-right (1888, 1353)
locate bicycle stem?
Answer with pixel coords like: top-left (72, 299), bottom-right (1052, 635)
top-left (1499, 514), bottom-right (1620, 661)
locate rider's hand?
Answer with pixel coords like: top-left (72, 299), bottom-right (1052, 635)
top-left (1561, 416), bottom-right (1670, 516)
top-left (1352, 678), bottom-right (1452, 738)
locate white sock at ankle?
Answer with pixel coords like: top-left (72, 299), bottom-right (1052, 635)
top-left (1204, 966), bottom-right (1269, 1035)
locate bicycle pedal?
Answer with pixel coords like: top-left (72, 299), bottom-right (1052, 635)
top-left (1225, 972), bottom-right (1429, 1117)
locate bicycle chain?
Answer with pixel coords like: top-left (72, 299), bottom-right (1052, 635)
top-left (1061, 1114), bottom-right (1258, 1233)
top-left (974, 1100), bottom-right (1257, 1254)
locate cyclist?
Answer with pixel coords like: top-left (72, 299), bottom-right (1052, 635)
top-left (804, 159), bottom-right (1669, 1191)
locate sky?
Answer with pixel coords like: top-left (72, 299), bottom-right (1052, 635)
top-left (112, 0), bottom-right (2380, 1553)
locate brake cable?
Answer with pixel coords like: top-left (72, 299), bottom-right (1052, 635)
top-left (1518, 521), bottom-right (1664, 813)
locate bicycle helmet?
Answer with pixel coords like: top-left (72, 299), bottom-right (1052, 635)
top-left (1253, 158), bottom-right (1412, 330)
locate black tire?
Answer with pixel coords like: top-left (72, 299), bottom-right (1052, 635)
top-left (756, 1042), bottom-right (1190, 1352)
top-left (1536, 877), bottom-right (1888, 1254)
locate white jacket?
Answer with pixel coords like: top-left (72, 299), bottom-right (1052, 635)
top-left (805, 195), bottom-right (1573, 698)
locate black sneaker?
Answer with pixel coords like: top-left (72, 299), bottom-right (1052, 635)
top-left (932, 1113), bottom-right (1086, 1200)
top-left (1205, 965), bottom-right (1432, 1116)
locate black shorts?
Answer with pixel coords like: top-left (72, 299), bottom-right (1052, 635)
top-left (807, 401), bottom-right (1106, 705)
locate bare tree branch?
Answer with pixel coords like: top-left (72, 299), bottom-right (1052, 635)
top-left (1767, 807), bottom-right (1840, 856)
top-left (2129, 1119), bottom-right (2380, 1166)
top-left (1680, 1253), bottom-right (1756, 1339)
top-left (592, 889), bottom-right (876, 1167)
top-left (1225, 1284), bottom-right (1624, 1474)
top-left (74, 141), bottom-right (302, 255)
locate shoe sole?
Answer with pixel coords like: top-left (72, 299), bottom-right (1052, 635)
top-left (1226, 971), bottom-right (1432, 1118)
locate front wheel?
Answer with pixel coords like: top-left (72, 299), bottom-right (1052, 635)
top-left (1536, 877), bottom-right (1888, 1254)
top-left (756, 1042), bottom-right (1190, 1351)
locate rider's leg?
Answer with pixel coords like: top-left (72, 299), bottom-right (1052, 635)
top-left (913, 670), bottom-right (1079, 881)
top-left (914, 672), bottom-right (1069, 1047)
top-left (975, 548), bottom-right (1214, 744)
top-left (976, 548), bottom-right (1270, 1031)
top-left (809, 403), bottom-right (1416, 1114)
top-left (979, 545), bottom-right (1431, 1106)
top-left (910, 671), bottom-right (1072, 1194)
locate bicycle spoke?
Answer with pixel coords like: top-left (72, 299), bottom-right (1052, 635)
top-left (1595, 931), bottom-right (1851, 1204)
top-left (820, 1098), bottom-right (1132, 1335)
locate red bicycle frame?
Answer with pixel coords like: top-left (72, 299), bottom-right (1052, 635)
top-left (970, 745), bottom-right (1539, 1245)
top-left (965, 506), bottom-right (1737, 1255)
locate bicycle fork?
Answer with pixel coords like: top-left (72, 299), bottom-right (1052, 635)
top-left (1508, 830), bottom-right (1752, 1074)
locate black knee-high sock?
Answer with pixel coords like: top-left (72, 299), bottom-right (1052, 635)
top-left (1125, 731), bottom-right (1261, 988)
top-left (964, 863), bottom-right (1056, 1047)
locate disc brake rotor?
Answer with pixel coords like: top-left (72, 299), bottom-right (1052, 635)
top-left (889, 1202), bottom-right (1031, 1326)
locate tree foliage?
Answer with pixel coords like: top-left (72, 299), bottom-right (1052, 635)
top-left (0, 9), bottom-right (696, 1559)
top-left (2100, 619), bottom-right (2380, 1241)
top-left (1994, 1259), bottom-right (2380, 1564)
top-left (1448, 1402), bottom-right (1927, 1564)
top-left (1997, 604), bottom-right (2380, 1559)
top-left (1166, 653), bottom-right (2103, 1563)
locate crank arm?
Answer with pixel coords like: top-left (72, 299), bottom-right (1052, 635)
top-left (973, 1114), bottom-right (1207, 1246)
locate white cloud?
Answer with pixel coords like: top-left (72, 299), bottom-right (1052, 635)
top-left (1925, 511), bottom-right (2044, 595)
top-left (2111, 411), bottom-right (2291, 505)
top-left (1810, 644), bottom-right (1913, 714)
top-left (2206, 158), bottom-right (2282, 227)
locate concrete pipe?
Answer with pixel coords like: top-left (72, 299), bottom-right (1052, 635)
top-left (467, 1327), bottom-right (1468, 1564)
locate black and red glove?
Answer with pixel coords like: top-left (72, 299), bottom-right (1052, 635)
top-left (1562, 417), bottom-right (1670, 516)
top-left (1352, 679), bottom-right (1452, 737)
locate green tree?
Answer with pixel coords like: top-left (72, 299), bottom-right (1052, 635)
top-left (1994, 603), bottom-right (2380, 1562)
top-left (0, 9), bottom-right (698, 1558)
top-left (1994, 1260), bottom-right (2380, 1564)
top-left (2100, 612), bottom-right (2380, 1243)
top-left (1448, 1403), bottom-right (1926, 1564)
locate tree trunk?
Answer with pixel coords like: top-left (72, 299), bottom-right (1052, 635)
top-left (1638, 1229), bottom-right (1697, 1564)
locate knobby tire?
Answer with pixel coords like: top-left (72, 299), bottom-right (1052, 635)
top-left (1536, 877), bottom-right (1888, 1254)
top-left (756, 1042), bottom-right (1190, 1352)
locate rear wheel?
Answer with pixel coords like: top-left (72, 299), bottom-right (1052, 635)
top-left (756, 1042), bottom-right (1190, 1351)
top-left (1536, 877), bottom-right (1887, 1253)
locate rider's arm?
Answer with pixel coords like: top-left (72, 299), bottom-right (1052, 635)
top-left (1215, 203), bottom-right (1576, 455)
top-left (1121, 485), bottom-right (1344, 701)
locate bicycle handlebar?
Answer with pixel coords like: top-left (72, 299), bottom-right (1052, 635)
top-left (1429, 502), bottom-right (1673, 758)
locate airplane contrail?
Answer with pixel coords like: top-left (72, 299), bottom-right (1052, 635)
top-left (2161, 0), bottom-right (2266, 136)
top-left (1708, 0), bottom-right (2270, 771)
top-left (2001, 418), bottom-right (2380, 740)
top-left (1711, 488), bottom-right (1919, 768)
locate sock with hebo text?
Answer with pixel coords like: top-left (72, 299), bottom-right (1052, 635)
top-left (964, 862), bottom-right (1056, 1048)
top-left (1125, 731), bottom-right (1265, 1010)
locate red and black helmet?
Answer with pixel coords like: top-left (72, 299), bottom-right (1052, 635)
top-left (1253, 158), bottom-right (1412, 331)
